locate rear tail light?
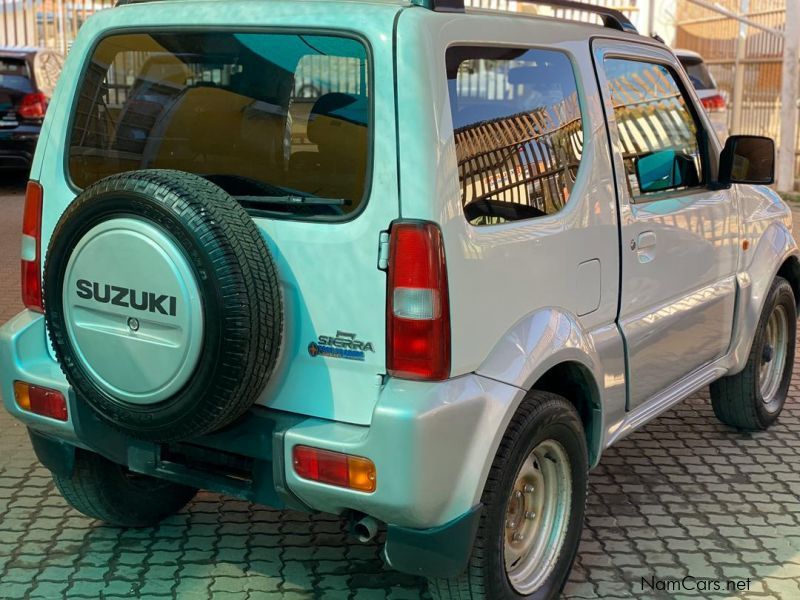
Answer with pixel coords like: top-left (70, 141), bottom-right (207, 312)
top-left (18, 92), bottom-right (48, 120)
top-left (701, 94), bottom-right (726, 113)
top-left (292, 445), bottom-right (376, 493)
top-left (21, 181), bottom-right (43, 313)
top-left (14, 381), bottom-right (68, 422)
top-left (386, 221), bottom-right (450, 381)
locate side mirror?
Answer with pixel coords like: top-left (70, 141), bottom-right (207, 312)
top-left (719, 135), bottom-right (775, 186)
top-left (635, 149), bottom-right (700, 194)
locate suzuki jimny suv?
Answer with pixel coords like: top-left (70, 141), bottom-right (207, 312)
top-left (1, 0), bottom-right (797, 598)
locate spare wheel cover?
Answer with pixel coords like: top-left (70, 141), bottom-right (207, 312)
top-left (62, 217), bottom-right (204, 404)
top-left (44, 170), bottom-right (283, 442)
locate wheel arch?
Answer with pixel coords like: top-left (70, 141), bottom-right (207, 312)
top-left (777, 254), bottom-right (800, 312)
top-left (476, 308), bottom-right (622, 472)
top-left (530, 360), bottom-right (603, 467)
top-left (728, 221), bottom-right (800, 374)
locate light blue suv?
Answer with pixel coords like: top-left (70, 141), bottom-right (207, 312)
top-left (1, 1), bottom-right (796, 598)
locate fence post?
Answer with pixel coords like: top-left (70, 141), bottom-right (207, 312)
top-left (778, 0), bottom-right (800, 193)
top-left (730, 0), bottom-right (748, 135)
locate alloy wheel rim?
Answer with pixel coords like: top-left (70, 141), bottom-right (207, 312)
top-left (759, 303), bottom-right (788, 411)
top-left (504, 439), bottom-right (572, 595)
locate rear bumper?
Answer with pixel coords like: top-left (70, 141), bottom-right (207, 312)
top-left (1, 310), bottom-right (520, 578)
top-left (0, 127), bottom-right (38, 169)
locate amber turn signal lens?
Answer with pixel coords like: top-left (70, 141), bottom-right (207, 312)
top-left (13, 381), bottom-right (31, 411)
top-left (14, 381), bottom-right (68, 422)
top-left (347, 455), bottom-right (378, 493)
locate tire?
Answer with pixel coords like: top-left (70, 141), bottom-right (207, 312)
top-left (44, 170), bottom-right (283, 442)
top-left (711, 276), bottom-right (796, 430)
top-left (429, 391), bottom-right (588, 600)
top-left (53, 449), bottom-right (196, 527)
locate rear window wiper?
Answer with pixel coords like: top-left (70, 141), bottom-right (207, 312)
top-left (235, 195), bottom-right (350, 207)
top-left (236, 195), bottom-right (352, 218)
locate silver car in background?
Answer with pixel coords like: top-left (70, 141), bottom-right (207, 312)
top-left (676, 48), bottom-right (729, 141)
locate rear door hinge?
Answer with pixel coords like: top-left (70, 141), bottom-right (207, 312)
top-left (378, 231), bottom-right (391, 271)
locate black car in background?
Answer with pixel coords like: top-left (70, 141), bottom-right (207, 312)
top-left (0, 47), bottom-right (64, 172)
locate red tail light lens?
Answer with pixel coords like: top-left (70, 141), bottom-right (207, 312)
top-left (386, 221), bottom-right (450, 380)
top-left (701, 94), bottom-right (726, 113)
top-left (18, 92), bottom-right (48, 120)
top-left (21, 181), bottom-right (43, 313)
top-left (14, 381), bottom-right (68, 422)
top-left (292, 446), bottom-right (377, 493)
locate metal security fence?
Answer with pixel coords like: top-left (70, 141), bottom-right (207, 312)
top-left (0, 0), bottom-right (115, 52)
top-left (675, 0), bottom-right (800, 184)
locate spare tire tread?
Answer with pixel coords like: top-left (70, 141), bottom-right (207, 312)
top-left (44, 170), bottom-right (283, 441)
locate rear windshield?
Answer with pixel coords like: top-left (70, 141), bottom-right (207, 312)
top-left (70, 32), bottom-right (371, 219)
top-left (679, 57), bottom-right (716, 90)
top-left (0, 57), bottom-right (33, 93)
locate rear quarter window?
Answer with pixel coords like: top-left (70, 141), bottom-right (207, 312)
top-left (446, 46), bottom-right (585, 226)
top-left (69, 32), bottom-right (371, 220)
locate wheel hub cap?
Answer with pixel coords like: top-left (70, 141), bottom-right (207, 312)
top-left (504, 439), bottom-right (572, 595)
top-left (62, 218), bottom-right (204, 405)
top-left (759, 304), bottom-right (788, 409)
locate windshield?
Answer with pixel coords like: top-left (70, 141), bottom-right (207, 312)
top-left (69, 32), bottom-right (371, 218)
top-left (0, 58), bottom-right (33, 93)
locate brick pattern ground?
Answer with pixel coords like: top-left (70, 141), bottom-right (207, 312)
top-left (0, 177), bottom-right (799, 598)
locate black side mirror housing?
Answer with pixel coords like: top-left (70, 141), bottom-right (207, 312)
top-left (718, 135), bottom-right (775, 186)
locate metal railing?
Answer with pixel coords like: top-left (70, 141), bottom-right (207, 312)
top-left (675, 0), bottom-right (800, 186)
top-left (0, 1), bottom-right (116, 52)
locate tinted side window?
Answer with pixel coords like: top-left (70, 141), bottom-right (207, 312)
top-left (604, 58), bottom-right (706, 197)
top-left (446, 47), bottom-right (584, 226)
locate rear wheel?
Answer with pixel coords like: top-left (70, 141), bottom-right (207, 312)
top-left (52, 449), bottom-right (196, 528)
top-left (429, 391), bottom-right (587, 600)
top-left (711, 276), bottom-right (796, 430)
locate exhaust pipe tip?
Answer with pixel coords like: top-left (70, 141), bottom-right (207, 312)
top-left (352, 515), bottom-right (380, 543)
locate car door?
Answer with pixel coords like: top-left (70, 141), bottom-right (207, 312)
top-left (592, 40), bottom-right (739, 410)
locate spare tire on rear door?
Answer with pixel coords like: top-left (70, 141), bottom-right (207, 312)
top-left (44, 170), bottom-right (283, 442)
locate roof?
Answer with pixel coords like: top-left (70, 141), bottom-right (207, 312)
top-left (0, 46), bottom-right (46, 57)
top-left (116, 0), bottom-right (409, 6)
top-left (673, 48), bottom-right (704, 61)
top-left (115, 0), bottom-right (639, 35)
top-left (104, 0), bottom-right (655, 51)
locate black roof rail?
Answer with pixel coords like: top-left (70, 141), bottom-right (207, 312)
top-left (115, 0), bottom-right (161, 6)
top-left (414, 0), bottom-right (638, 34)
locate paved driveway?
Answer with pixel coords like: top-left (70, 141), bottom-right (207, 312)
top-left (0, 179), bottom-right (799, 599)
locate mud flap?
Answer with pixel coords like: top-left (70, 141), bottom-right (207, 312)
top-left (383, 504), bottom-right (483, 578)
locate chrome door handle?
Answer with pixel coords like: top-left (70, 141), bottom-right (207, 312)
top-left (637, 231), bottom-right (656, 249)
top-left (636, 231), bottom-right (656, 264)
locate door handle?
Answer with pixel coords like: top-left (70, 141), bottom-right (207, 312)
top-left (635, 231), bottom-right (656, 264)
top-left (637, 231), bottom-right (656, 249)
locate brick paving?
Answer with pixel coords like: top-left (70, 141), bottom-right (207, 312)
top-left (0, 179), bottom-right (799, 598)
